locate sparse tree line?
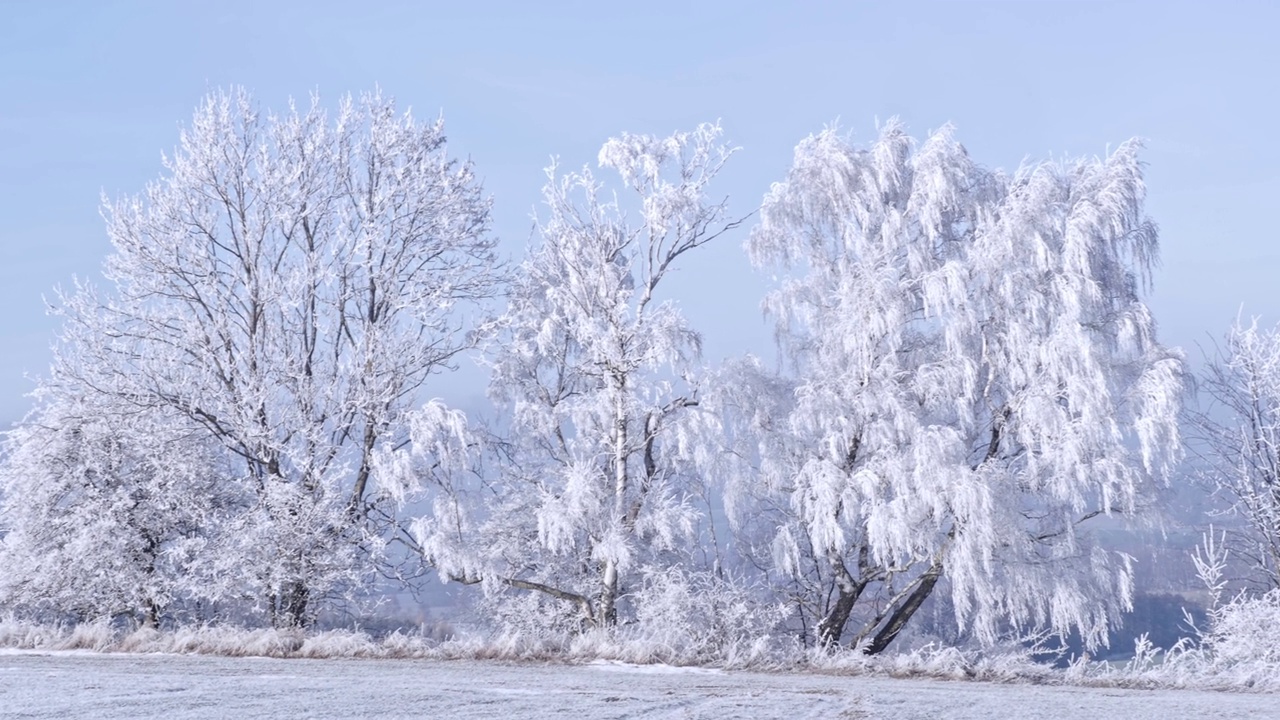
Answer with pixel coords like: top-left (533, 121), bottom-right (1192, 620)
top-left (0, 88), bottom-right (1275, 659)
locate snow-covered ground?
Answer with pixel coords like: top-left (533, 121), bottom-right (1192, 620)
top-left (0, 651), bottom-right (1273, 719)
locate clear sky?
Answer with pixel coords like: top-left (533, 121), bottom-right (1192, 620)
top-left (1, 0), bottom-right (1277, 421)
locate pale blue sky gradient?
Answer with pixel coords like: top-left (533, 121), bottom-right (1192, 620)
top-left (1, 1), bottom-right (1277, 420)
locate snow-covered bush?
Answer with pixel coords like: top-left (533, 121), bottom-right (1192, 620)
top-left (1200, 591), bottom-right (1280, 668)
top-left (1103, 528), bottom-right (1280, 691)
top-left (1182, 528), bottom-right (1280, 679)
top-left (624, 567), bottom-right (788, 665)
top-left (0, 393), bottom-right (226, 626)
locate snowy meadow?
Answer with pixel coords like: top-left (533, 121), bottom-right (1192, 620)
top-left (5, 651), bottom-right (1280, 720)
top-left (3, 86), bottom-right (1280, 706)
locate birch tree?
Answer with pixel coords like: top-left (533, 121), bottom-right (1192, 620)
top-left (7, 88), bottom-right (499, 627)
top-left (396, 124), bottom-right (741, 629)
top-left (739, 122), bottom-right (1184, 653)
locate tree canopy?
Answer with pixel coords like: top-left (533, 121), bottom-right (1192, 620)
top-left (0, 96), bottom-right (1190, 657)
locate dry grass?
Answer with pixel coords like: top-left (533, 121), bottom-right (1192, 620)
top-left (0, 616), bottom-right (1275, 693)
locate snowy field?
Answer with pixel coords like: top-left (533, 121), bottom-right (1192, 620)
top-left (0, 651), bottom-right (1273, 719)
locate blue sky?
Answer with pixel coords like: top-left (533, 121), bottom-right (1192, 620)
top-left (1, 1), bottom-right (1277, 420)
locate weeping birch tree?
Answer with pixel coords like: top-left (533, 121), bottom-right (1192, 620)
top-left (738, 122), bottom-right (1184, 653)
top-left (3, 88), bottom-right (499, 627)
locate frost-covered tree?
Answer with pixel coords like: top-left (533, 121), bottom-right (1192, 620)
top-left (737, 122), bottom-right (1184, 653)
top-left (392, 124), bottom-right (741, 629)
top-left (4, 88), bottom-right (499, 627)
top-left (1190, 319), bottom-right (1280, 590)
top-left (0, 391), bottom-right (224, 626)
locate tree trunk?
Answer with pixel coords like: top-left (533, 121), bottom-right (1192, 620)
top-left (817, 587), bottom-right (861, 649)
top-left (600, 561), bottom-right (619, 627)
top-left (600, 376), bottom-right (628, 627)
top-left (143, 598), bottom-right (161, 629)
top-left (278, 581), bottom-right (309, 628)
top-left (141, 533), bottom-right (161, 628)
top-left (816, 553), bottom-right (868, 648)
top-left (348, 422), bottom-right (378, 515)
top-left (863, 560), bottom-right (943, 655)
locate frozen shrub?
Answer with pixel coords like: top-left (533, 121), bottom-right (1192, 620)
top-left (1202, 590), bottom-right (1280, 666)
top-left (626, 567), bottom-right (788, 665)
